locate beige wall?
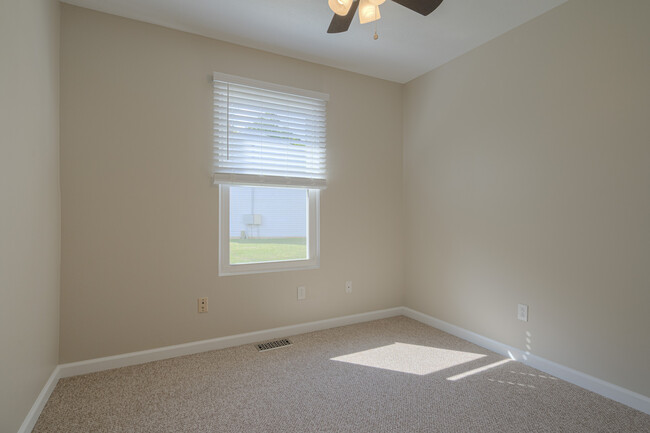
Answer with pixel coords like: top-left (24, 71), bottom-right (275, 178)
top-left (0, 0), bottom-right (61, 431)
top-left (55, 0), bottom-right (649, 402)
top-left (403, 0), bottom-right (650, 397)
top-left (59, 5), bottom-right (404, 363)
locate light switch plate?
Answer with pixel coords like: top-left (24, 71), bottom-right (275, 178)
top-left (297, 286), bottom-right (306, 300)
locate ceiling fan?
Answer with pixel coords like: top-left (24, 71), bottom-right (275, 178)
top-left (327, 0), bottom-right (444, 34)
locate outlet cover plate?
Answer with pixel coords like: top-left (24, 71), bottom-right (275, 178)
top-left (517, 304), bottom-right (528, 322)
top-left (198, 297), bottom-right (208, 313)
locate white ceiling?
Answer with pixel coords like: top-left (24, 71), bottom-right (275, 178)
top-left (60, 0), bottom-right (567, 83)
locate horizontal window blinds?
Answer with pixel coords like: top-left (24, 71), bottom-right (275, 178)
top-left (213, 73), bottom-right (328, 189)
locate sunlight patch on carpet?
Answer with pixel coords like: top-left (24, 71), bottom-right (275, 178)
top-left (446, 359), bottom-right (511, 381)
top-left (331, 342), bottom-right (486, 375)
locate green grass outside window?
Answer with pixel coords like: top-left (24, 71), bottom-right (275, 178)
top-left (230, 237), bottom-right (307, 264)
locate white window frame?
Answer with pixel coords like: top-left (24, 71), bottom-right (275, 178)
top-left (219, 185), bottom-right (320, 276)
top-left (213, 73), bottom-right (327, 276)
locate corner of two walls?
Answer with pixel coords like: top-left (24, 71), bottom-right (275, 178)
top-left (0, 0), bottom-right (61, 431)
top-left (401, 0), bottom-right (650, 398)
top-left (58, 0), bottom-right (650, 402)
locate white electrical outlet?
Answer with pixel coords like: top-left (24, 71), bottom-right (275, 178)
top-left (297, 286), bottom-right (306, 300)
top-left (345, 281), bottom-right (352, 294)
top-left (198, 297), bottom-right (208, 313)
top-left (517, 304), bottom-right (528, 322)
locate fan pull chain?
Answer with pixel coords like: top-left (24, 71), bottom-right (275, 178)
top-left (373, 19), bottom-right (379, 40)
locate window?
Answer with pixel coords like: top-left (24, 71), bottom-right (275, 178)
top-left (213, 73), bottom-right (327, 276)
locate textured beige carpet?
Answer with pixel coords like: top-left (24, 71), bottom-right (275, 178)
top-left (34, 317), bottom-right (649, 432)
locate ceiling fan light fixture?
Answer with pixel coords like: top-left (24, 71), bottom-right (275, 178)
top-left (367, 0), bottom-right (386, 5)
top-left (328, 0), bottom-right (353, 16)
top-left (359, 0), bottom-right (381, 24)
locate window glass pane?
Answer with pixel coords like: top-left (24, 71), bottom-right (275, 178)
top-left (229, 186), bottom-right (308, 264)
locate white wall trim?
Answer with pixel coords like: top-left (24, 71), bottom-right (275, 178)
top-left (402, 307), bottom-right (650, 415)
top-left (57, 307), bottom-right (403, 379)
top-left (17, 366), bottom-right (61, 433)
top-left (21, 306), bottom-right (649, 432)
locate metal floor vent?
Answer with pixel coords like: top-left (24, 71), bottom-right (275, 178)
top-left (256, 339), bottom-right (292, 352)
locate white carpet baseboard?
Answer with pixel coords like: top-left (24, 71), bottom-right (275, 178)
top-left (20, 307), bottom-right (402, 432)
top-left (402, 307), bottom-right (650, 415)
top-left (57, 307), bottom-right (404, 379)
top-left (17, 366), bottom-right (61, 433)
top-left (20, 305), bottom-right (649, 432)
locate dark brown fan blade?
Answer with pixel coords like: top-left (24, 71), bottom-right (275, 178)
top-left (391, 0), bottom-right (443, 16)
top-left (327, 0), bottom-right (359, 33)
